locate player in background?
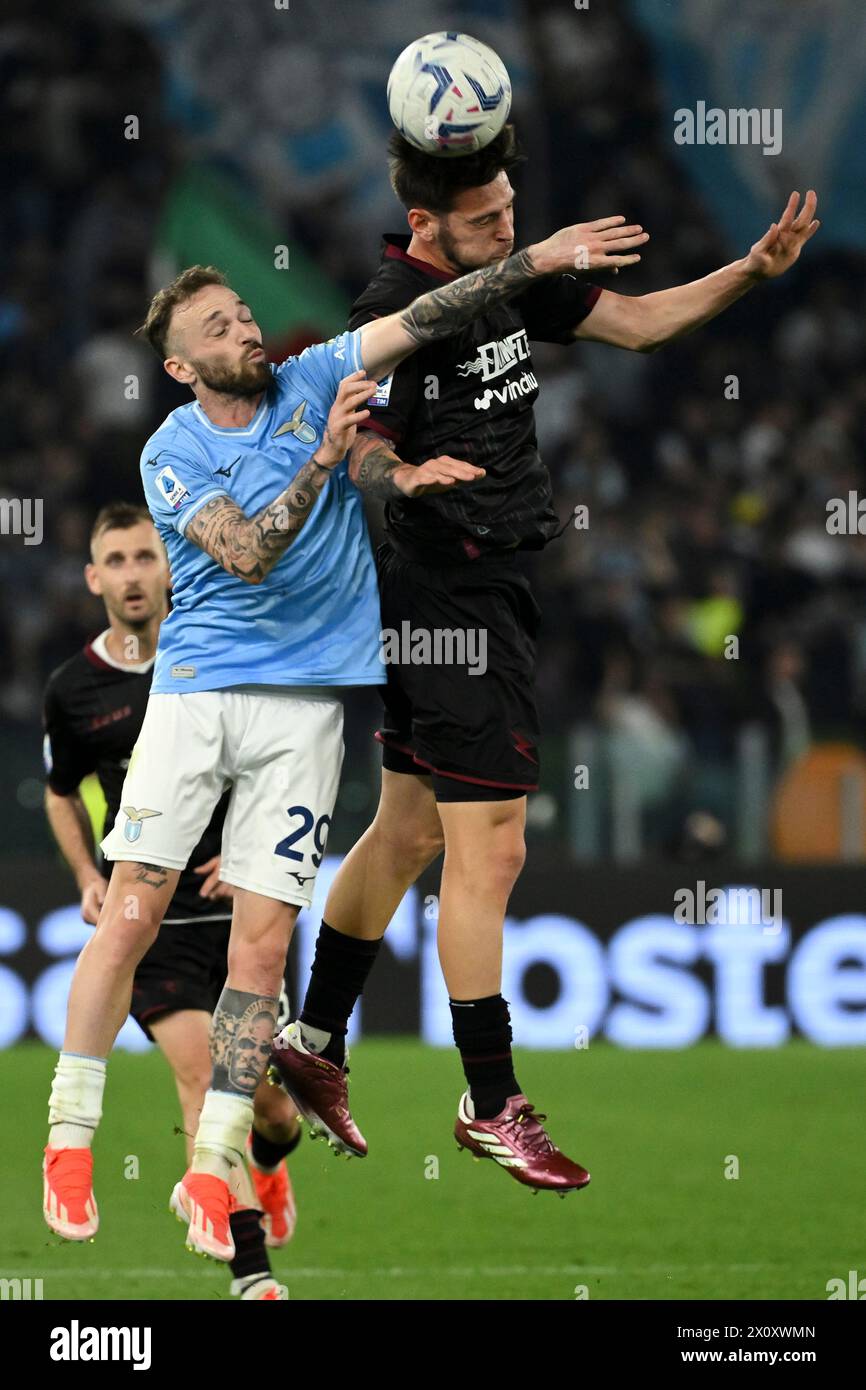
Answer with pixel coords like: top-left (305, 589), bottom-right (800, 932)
top-left (269, 128), bottom-right (820, 1192)
top-left (41, 216), bottom-right (639, 1259)
top-left (43, 502), bottom-right (299, 1298)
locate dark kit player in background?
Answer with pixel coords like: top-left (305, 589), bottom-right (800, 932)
top-left (42, 502), bottom-right (299, 1299)
top-left (270, 125), bottom-right (819, 1190)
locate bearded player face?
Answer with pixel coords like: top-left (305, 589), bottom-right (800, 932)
top-left (434, 171), bottom-right (516, 274)
top-left (167, 285), bottom-right (272, 397)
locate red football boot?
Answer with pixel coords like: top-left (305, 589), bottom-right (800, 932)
top-left (266, 1021), bottom-right (367, 1158)
top-left (43, 1146), bottom-right (99, 1240)
top-left (245, 1132), bottom-right (297, 1246)
top-left (455, 1092), bottom-right (591, 1195)
top-left (170, 1171), bottom-right (235, 1261)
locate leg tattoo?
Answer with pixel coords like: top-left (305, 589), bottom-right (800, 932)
top-left (210, 988), bottom-right (278, 1096)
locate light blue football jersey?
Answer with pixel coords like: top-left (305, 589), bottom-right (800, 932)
top-left (140, 328), bottom-right (384, 693)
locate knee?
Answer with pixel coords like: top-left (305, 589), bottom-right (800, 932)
top-left (227, 937), bottom-right (288, 992)
top-left (449, 824), bottom-right (526, 895)
top-left (373, 814), bottom-right (444, 876)
top-left (484, 835), bottom-right (527, 892)
top-left (96, 916), bottom-right (160, 970)
top-left (175, 1066), bottom-right (212, 1106)
top-left (226, 897), bottom-right (295, 990)
top-left (96, 875), bottom-right (164, 963)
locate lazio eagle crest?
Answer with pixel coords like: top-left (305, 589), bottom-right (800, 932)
top-left (122, 806), bottom-right (162, 844)
top-left (272, 400), bottom-right (318, 445)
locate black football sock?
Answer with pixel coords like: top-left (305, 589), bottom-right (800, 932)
top-left (228, 1208), bottom-right (270, 1282)
top-left (449, 994), bottom-right (520, 1119)
top-left (250, 1123), bottom-right (302, 1172)
top-left (300, 921), bottom-right (382, 1066)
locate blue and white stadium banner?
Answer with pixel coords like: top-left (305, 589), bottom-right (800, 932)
top-left (1, 856), bottom-right (864, 1050)
top-left (630, 0), bottom-right (866, 249)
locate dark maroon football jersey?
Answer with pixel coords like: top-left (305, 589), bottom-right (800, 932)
top-left (43, 637), bottom-right (228, 923)
top-left (349, 234), bottom-right (600, 562)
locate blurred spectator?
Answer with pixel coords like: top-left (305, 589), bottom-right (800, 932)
top-left (3, 0), bottom-right (865, 860)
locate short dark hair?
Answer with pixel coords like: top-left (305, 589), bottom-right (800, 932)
top-left (90, 502), bottom-right (154, 557)
top-left (136, 264), bottom-right (228, 359)
top-left (387, 123), bottom-right (524, 214)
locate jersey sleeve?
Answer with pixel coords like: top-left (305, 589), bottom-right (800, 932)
top-left (283, 327), bottom-right (365, 401)
top-left (42, 680), bottom-right (94, 795)
top-left (345, 309), bottom-right (419, 448)
top-left (140, 447), bottom-right (228, 538)
top-left (515, 275), bottom-right (602, 345)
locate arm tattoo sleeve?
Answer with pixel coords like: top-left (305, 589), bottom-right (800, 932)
top-left (349, 432), bottom-right (405, 500)
top-left (209, 987), bottom-right (279, 1096)
top-left (184, 453), bottom-right (333, 581)
top-left (400, 247), bottom-right (541, 346)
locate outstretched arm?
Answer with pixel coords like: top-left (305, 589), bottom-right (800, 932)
top-left (185, 374), bottom-right (375, 582)
top-left (576, 190), bottom-right (820, 353)
top-left (348, 429), bottom-right (485, 500)
top-left (359, 216), bottom-right (649, 380)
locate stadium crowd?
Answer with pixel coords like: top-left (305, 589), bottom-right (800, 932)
top-left (3, 0), bottom-right (865, 853)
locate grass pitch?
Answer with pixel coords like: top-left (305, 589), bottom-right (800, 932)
top-left (3, 1040), bottom-right (861, 1301)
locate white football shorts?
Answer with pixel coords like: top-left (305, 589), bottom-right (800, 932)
top-left (101, 687), bottom-right (344, 907)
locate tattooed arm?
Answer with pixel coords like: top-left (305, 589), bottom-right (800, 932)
top-left (349, 430), bottom-right (485, 499)
top-left (185, 372), bottom-right (376, 582)
top-left (358, 215), bottom-right (649, 381)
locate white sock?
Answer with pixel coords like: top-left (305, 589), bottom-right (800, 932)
top-left (233, 1272), bottom-right (272, 1294)
top-left (299, 1022), bottom-right (331, 1054)
top-left (48, 1052), bottom-right (107, 1149)
top-left (192, 1090), bottom-right (253, 1180)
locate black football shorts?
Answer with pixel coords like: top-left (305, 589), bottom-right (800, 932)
top-left (130, 922), bottom-right (292, 1041)
top-left (375, 541), bottom-right (541, 801)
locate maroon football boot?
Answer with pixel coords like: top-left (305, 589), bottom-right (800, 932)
top-left (455, 1091), bottom-right (590, 1195)
top-left (267, 1020), bottom-right (367, 1158)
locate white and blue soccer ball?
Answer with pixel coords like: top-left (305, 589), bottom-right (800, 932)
top-left (387, 31), bottom-right (512, 158)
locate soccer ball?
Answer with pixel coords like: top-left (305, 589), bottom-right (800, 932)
top-left (387, 31), bottom-right (512, 158)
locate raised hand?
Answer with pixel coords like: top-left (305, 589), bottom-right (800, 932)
top-left (743, 190), bottom-right (820, 280)
top-left (316, 371), bottom-right (379, 468)
top-left (531, 216), bottom-right (650, 276)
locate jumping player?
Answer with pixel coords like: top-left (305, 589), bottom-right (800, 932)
top-left (41, 215), bottom-right (640, 1257)
top-left (269, 129), bottom-right (819, 1192)
top-left (43, 502), bottom-right (299, 1298)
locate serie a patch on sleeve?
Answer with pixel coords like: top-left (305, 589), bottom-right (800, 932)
top-left (370, 374), bottom-right (393, 407)
top-left (155, 465), bottom-right (191, 511)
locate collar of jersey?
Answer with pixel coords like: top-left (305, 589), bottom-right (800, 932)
top-left (90, 628), bottom-right (155, 674)
top-left (383, 234), bottom-right (456, 283)
top-left (192, 389), bottom-right (270, 437)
